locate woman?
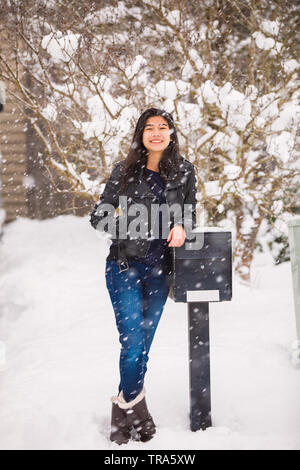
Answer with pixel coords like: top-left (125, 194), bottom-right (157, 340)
top-left (90, 108), bottom-right (197, 445)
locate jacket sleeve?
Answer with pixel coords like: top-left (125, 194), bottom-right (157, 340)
top-left (89, 162), bottom-right (124, 237)
top-left (182, 164), bottom-right (197, 233)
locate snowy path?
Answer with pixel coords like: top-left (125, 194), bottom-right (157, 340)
top-left (0, 216), bottom-right (299, 450)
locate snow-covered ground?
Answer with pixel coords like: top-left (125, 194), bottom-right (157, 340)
top-left (0, 215), bottom-right (299, 450)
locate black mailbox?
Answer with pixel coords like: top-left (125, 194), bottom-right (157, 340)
top-left (170, 229), bottom-right (233, 432)
top-left (171, 230), bottom-right (232, 303)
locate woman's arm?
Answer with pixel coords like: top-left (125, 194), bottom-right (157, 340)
top-left (89, 161), bottom-right (124, 237)
top-left (167, 163), bottom-right (197, 247)
top-left (182, 163), bottom-right (197, 232)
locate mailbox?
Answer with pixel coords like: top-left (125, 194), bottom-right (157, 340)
top-left (170, 228), bottom-right (233, 432)
top-left (171, 230), bottom-right (232, 303)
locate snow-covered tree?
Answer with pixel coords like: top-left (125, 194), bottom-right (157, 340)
top-left (0, 0), bottom-right (299, 282)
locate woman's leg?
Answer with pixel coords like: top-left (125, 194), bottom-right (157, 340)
top-left (140, 264), bottom-right (170, 379)
top-left (105, 260), bottom-right (145, 402)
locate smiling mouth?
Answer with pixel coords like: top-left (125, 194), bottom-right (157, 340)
top-left (150, 140), bottom-right (163, 143)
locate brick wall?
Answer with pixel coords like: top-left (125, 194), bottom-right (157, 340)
top-left (0, 93), bottom-right (28, 223)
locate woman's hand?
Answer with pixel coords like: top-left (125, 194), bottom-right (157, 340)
top-left (167, 224), bottom-right (186, 248)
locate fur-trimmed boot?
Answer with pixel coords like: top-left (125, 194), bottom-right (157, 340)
top-left (117, 388), bottom-right (156, 442)
top-left (109, 399), bottom-right (131, 445)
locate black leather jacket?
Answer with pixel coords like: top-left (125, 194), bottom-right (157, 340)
top-left (89, 156), bottom-right (197, 259)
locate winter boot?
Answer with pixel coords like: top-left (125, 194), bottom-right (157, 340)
top-left (109, 398), bottom-right (131, 445)
top-left (117, 388), bottom-right (156, 442)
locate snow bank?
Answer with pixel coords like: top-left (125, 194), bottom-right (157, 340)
top-left (0, 216), bottom-right (299, 450)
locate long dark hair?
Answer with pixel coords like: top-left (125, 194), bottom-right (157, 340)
top-left (119, 108), bottom-right (182, 192)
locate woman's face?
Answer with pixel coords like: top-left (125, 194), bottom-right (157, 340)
top-left (142, 115), bottom-right (171, 154)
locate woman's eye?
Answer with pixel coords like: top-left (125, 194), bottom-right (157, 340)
top-left (145, 126), bottom-right (168, 130)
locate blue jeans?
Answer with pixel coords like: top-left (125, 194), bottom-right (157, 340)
top-left (105, 259), bottom-right (170, 402)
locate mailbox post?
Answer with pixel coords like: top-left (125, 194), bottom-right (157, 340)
top-left (287, 216), bottom-right (300, 366)
top-left (170, 228), bottom-right (232, 431)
